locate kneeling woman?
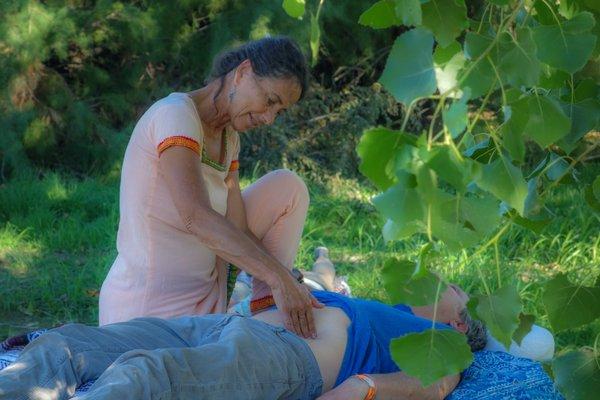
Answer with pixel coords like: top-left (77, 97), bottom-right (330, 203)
top-left (99, 36), bottom-right (322, 338)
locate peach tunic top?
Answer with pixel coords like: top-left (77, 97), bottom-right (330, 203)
top-left (99, 92), bottom-right (240, 325)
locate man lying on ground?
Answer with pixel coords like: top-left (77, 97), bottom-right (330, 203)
top-left (231, 246), bottom-right (483, 341)
top-left (0, 274), bottom-right (486, 400)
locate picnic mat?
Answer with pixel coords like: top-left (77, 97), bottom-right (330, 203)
top-left (1, 328), bottom-right (564, 399)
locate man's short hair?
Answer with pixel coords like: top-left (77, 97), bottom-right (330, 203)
top-left (459, 308), bottom-right (488, 352)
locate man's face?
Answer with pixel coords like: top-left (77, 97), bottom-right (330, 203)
top-left (411, 283), bottom-right (469, 326)
top-left (437, 283), bottom-right (469, 322)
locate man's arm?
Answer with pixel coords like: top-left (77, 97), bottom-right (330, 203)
top-left (317, 371), bottom-right (460, 400)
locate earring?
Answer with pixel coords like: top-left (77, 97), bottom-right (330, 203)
top-left (228, 88), bottom-right (236, 102)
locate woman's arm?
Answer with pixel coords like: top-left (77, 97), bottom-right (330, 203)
top-left (223, 169), bottom-right (265, 247)
top-left (317, 372), bottom-right (460, 400)
top-left (159, 146), bottom-right (321, 338)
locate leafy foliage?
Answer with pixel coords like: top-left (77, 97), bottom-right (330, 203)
top-left (390, 329), bottom-right (473, 387)
top-left (282, 0), bottom-right (306, 19)
top-left (379, 28), bottom-right (437, 106)
top-left (348, 0), bottom-right (600, 395)
top-left (542, 273), bottom-right (600, 332)
top-left (472, 284), bottom-right (522, 349)
top-left (512, 313), bottom-right (535, 346)
top-left (552, 349), bottom-right (600, 400)
top-left (381, 257), bottom-right (446, 306)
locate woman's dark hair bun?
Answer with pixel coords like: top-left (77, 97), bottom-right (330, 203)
top-left (208, 36), bottom-right (309, 99)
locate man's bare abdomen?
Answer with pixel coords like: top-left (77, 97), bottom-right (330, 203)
top-left (252, 307), bottom-right (350, 391)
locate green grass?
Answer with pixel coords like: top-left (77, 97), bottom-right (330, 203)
top-left (0, 165), bottom-right (599, 352)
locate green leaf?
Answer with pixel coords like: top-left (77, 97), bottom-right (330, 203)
top-left (310, 12), bottom-right (321, 67)
top-left (508, 210), bottom-right (551, 234)
top-left (359, 0), bottom-right (399, 29)
top-left (543, 273), bottom-right (600, 332)
top-left (570, 78), bottom-right (599, 102)
top-left (426, 144), bottom-right (470, 192)
top-left (416, 167), bottom-right (440, 210)
top-left (499, 108), bottom-right (527, 163)
top-left (434, 41), bottom-right (462, 65)
top-left (460, 193), bottom-right (501, 236)
top-left (526, 96), bottom-right (572, 148)
top-left (443, 92), bottom-right (469, 138)
top-left (282, 0), bottom-right (305, 18)
top-left (421, 0), bottom-right (469, 47)
top-left (534, 0), bottom-right (558, 25)
top-left (582, 0), bottom-right (600, 12)
top-left (382, 218), bottom-right (422, 242)
top-left (558, 98), bottom-right (600, 153)
top-left (559, 0), bottom-right (581, 20)
top-left (475, 155), bottom-right (529, 215)
top-left (498, 28), bottom-right (541, 87)
top-left (501, 95), bottom-right (571, 155)
top-left (417, 242), bottom-right (438, 268)
top-left (594, 176), bottom-right (600, 200)
top-left (466, 296), bottom-right (480, 319)
top-left (429, 193), bottom-right (482, 250)
top-left (434, 42), bottom-right (466, 96)
top-left (394, 0), bottom-right (422, 26)
top-left (539, 65), bottom-right (570, 89)
top-left (512, 313), bottom-right (535, 346)
top-left (373, 184), bottom-right (425, 227)
top-left (390, 329), bottom-right (473, 387)
top-left (379, 28), bottom-right (437, 105)
top-left (532, 12), bottom-right (597, 74)
top-left (464, 31), bottom-right (493, 58)
top-left (475, 284), bottom-right (522, 349)
top-left (463, 138), bottom-right (498, 163)
top-left (381, 258), bottom-right (445, 306)
top-left (553, 349), bottom-right (600, 400)
top-left (357, 127), bottom-right (416, 190)
top-left (459, 58), bottom-right (497, 99)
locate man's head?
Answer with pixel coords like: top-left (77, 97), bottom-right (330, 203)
top-left (410, 284), bottom-right (488, 352)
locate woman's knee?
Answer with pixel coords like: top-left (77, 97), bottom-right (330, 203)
top-left (268, 169), bottom-right (309, 208)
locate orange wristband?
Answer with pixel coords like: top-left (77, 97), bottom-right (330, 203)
top-left (354, 374), bottom-right (376, 400)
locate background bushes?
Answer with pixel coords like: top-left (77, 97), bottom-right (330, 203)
top-left (0, 0), bottom-right (398, 180)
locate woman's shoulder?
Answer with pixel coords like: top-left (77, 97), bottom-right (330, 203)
top-left (141, 92), bottom-right (200, 130)
top-left (150, 92), bottom-right (195, 114)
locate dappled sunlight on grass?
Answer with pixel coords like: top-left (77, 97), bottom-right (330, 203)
top-left (45, 174), bottom-right (70, 202)
top-left (0, 172), bottom-right (118, 330)
top-left (0, 224), bottom-right (43, 276)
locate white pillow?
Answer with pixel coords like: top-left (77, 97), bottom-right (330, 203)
top-left (484, 324), bottom-right (554, 362)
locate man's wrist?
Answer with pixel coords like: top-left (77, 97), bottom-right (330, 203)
top-left (353, 374), bottom-right (377, 400)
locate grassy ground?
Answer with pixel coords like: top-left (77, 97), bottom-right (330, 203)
top-left (0, 164), bottom-right (599, 351)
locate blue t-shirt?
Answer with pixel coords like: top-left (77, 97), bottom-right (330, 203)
top-left (310, 291), bottom-right (451, 387)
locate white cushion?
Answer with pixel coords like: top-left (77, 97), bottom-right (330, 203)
top-left (484, 324), bottom-right (555, 362)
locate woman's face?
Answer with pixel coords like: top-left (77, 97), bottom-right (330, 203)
top-left (228, 60), bottom-right (302, 132)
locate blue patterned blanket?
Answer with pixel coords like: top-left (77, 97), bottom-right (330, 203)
top-left (1, 329), bottom-right (564, 399)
